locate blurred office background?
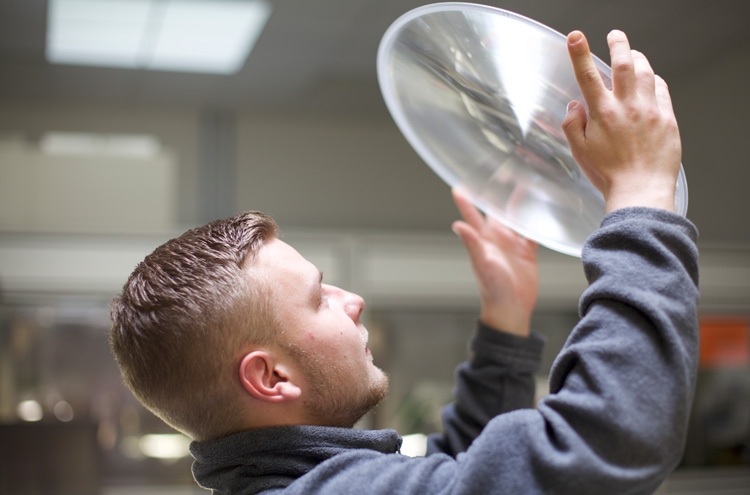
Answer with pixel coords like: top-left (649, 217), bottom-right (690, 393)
top-left (0, 0), bottom-right (749, 493)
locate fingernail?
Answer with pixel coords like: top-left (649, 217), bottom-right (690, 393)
top-left (568, 31), bottom-right (583, 44)
top-left (567, 101), bottom-right (578, 112)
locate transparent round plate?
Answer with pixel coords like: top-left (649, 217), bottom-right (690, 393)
top-left (377, 2), bottom-right (688, 257)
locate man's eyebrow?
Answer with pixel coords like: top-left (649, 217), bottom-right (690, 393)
top-left (310, 270), bottom-right (324, 305)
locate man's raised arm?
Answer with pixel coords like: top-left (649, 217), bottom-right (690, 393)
top-left (428, 30), bottom-right (699, 492)
top-left (427, 190), bottom-right (545, 457)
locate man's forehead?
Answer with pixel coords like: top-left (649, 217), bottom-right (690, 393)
top-left (254, 239), bottom-right (317, 279)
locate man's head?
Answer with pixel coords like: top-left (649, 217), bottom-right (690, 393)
top-left (110, 211), bottom-right (388, 442)
top-left (249, 238), bottom-right (389, 429)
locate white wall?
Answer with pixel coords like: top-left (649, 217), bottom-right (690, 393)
top-left (0, 135), bottom-right (177, 234)
top-left (0, 102), bottom-right (201, 232)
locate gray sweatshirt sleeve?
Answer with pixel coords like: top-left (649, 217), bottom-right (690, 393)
top-left (426, 323), bottom-right (545, 457)
top-left (446, 207), bottom-right (700, 494)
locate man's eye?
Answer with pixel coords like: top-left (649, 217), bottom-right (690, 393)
top-left (319, 292), bottom-right (328, 307)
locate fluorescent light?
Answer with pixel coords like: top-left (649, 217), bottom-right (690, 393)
top-left (46, 0), bottom-right (272, 74)
top-left (150, 1), bottom-right (271, 73)
top-left (400, 433), bottom-right (428, 457)
top-left (47, 0), bottom-right (151, 69)
top-left (17, 400), bottom-right (44, 422)
top-left (39, 132), bottom-right (162, 158)
top-left (138, 433), bottom-right (191, 459)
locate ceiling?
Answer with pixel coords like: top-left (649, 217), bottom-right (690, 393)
top-left (0, 0), bottom-right (747, 114)
top-left (0, 0), bottom-right (749, 246)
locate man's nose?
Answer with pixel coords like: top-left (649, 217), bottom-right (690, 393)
top-left (343, 290), bottom-right (365, 322)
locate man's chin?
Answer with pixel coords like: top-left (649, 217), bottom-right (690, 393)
top-left (308, 375), bottom-right (390, 429)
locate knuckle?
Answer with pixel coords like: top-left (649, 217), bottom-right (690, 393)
top-left (634, 61), bottom-right (655, 77)
top-left (598, 104), bottom-right (617, 121)
top-left (612, 59), bottom-right (633, 74)
top-left (635, 71), bottom-right (655, 85)
top-left (578, 67), bottom-right (600, 85)
top-left (624, 103), bottom-right (640, 119)
top-left (561, 114), bottom-right (577, 133)
top-left (644, 108), bottom-right (661, 125)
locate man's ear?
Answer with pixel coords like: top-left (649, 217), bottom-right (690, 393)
top-left (238, 350), bottom-right (302, 403)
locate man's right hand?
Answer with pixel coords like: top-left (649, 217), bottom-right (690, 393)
top-left (452, 189), bottom-right (538, 337)
top-left (562, 30), bottom-right (682, 213)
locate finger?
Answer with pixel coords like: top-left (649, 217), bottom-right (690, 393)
top-left (607, 30), bottom-right (635, 98)
top-left (452, 220), bottom-right (485, 266)
top-left (567, 31), bottom-right (607, 110)
top-left (485, 214), bottom-right (521, 244)
top-left (484, 215), bottom-right (518, 249)
top-left (452, 188), bottom-right (485, 232)
top-left (654, 75), bottom-right (676, 120)
top-left (631, 50), bottom-right (656, 102)
top-left (485, 215), bottom-right (539, 253)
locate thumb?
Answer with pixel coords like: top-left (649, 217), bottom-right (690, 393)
top-left (562, 100), bottom-right (587, 151)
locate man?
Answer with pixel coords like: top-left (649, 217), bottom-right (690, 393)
top-left (110, 30), bottom-right (699, 494)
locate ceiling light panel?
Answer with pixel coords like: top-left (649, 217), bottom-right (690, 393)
top-left (46, 0), bottom-right (272, 74)
top-left (47, 0), bottom-right (152, 68)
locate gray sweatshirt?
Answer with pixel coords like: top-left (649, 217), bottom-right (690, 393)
top-left (191, 207), bottom-right (700, 495)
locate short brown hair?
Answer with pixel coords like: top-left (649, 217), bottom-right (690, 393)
top-left (110, 211), bottom-right (278, 441)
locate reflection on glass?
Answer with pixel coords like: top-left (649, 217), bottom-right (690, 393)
top-left (378, 4), bottom-right (688, 256)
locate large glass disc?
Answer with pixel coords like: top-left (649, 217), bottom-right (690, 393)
top-left (377, 2), bottom-right (688, 257)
